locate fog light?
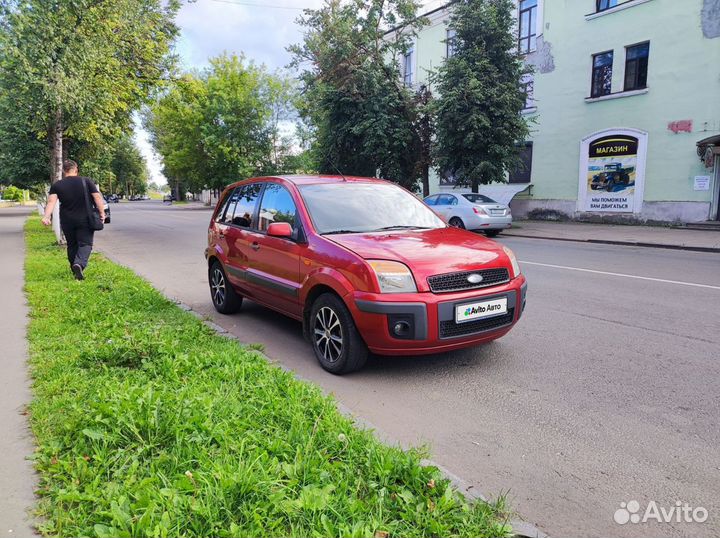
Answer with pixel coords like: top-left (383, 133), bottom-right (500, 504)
top-left (388, 314), bottom-right (415, 340)
top-left (393, 321), bottom-right (410, 337)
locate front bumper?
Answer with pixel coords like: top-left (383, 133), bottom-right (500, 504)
top-left (349, 276), bottom-right (527, 356)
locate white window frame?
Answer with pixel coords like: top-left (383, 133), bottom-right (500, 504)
top-left (403, 44), bottom-right (415, 87)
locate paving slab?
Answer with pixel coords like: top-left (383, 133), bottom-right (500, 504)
top-left (504, 219), bottom-right (720, 252)
top-left (0, 207), bottom-right (37, 535)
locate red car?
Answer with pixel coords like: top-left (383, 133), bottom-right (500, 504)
top-left (206, 175), bottom-right (527, 374)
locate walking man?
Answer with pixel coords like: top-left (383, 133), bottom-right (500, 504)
top-left (41, 160), bottom-right (106, 280)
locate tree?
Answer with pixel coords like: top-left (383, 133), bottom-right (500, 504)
top-left (0, 0), bottom-right (179, 185)
top-left (110, 136), bottom-right (148, 197)
top-left (290, 0), bottom-right (427, 191)
top-left (146, 54), bottom-right (296, 194)
top-left (433, 0), bottom-right (530, 193)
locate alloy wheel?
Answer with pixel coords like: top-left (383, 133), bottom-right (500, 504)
top-left (211, 268), bottom-right (226, 306)
top-left (313, 306), bottom-right (343, 363)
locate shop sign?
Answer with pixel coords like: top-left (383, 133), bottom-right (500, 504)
top-left (578, 129), bottom-right (648, 214)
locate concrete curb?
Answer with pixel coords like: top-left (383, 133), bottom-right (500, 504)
top-left (170, 296), bottom-right (550, 538)
top-left (504, 232), bottom-right (720, 254)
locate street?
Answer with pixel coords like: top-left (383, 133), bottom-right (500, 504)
top-left (96, 201), bottom-right (720, 538)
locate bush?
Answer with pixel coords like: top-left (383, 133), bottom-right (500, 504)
top-left (2, 185), bottom-right (24, 201)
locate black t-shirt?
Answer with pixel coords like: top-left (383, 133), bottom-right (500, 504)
top-left (49, 176), bottom-right (99, 221)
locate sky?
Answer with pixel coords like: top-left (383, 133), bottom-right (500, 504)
top-left (136, 0), bottom-right (446, 186)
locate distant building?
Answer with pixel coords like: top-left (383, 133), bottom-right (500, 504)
top-left (399, 0), bottom-right (720, 223)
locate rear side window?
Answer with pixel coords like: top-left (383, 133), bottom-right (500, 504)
top-left (258, 183), bottom-right (297, 232)
top-left (215, 188), bottom-right (237, 224)
top-left (229, 183), bottom-right (263, 228)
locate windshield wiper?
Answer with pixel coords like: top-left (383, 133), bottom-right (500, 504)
top-left (322, 229), bottom-right (360, 235)
top-left (370, 225), bottom-right (434, 232)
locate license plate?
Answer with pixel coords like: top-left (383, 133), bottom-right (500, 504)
top-left (490, 209), bottom-right (504, 216)
top-left (455, 297), bottom-right (508, 323)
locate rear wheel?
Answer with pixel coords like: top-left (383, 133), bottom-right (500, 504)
top-left (209, 261), bottom-right (242, 314)
top-left (310, 293), bottom-right (368, 374)
top-left (484, 230), bottom-right (500, 238)
top-left (449, 217), bottom-right (465, 229)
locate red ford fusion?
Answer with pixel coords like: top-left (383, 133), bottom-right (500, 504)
top-left (206, 175), bottom-right (527, 374)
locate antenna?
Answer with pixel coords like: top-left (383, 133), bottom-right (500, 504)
top-left (319, 144), bottom-right (348, 181)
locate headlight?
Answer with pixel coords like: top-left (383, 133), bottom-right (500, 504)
top-left (367, 260), bottom-right (417, 293)
top-left (502, 246), bottom-right (521, 278)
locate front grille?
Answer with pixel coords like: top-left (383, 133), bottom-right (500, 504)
top-left (427, 268), bottom-right (510, 293)
top-left (439, 309), bottom-right (515, 339)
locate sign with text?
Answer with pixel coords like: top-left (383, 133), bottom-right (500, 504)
top-left (584, 135), bottom-right (638, 212)
top-left (578, 129), bottom-right (648, 214)
top-left (694, 176), bottom-right (710, 191)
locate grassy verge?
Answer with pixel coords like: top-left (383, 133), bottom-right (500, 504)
top-left (24, 217), bottom-right (510, 537)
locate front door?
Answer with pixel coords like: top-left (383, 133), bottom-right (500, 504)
top-left (245, 182), bottom-right (302, 318)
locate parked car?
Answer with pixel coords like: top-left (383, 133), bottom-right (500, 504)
top-left (101, 195), bottom-right (111, 223)
top-left (424, 193), bottom-right (512, 237)
top-left (107, 194), bottom-right (119, 203)
top-left (206, 175), bottom-right (527, 374)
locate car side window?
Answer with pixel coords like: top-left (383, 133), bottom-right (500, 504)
top-left (449, 195), bottom-right (458, 206)
top-left (424, 195), bottom-right (438, 206)
top-left (229, 183), bottom-right (263, 228)
top-left (437, 194), bottom-right (451, 206)
top-left (216, 188), bottom-right (238, 224)
top-left (258, 183), bottom-right (297, 232)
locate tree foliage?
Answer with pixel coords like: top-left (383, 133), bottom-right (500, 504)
top-left (290, 0), bottom-right (427, 191)
top-left (0, 0), bottom-right (179, 185)
top-left (145, 54), bottom-right (298, 194)
top-left (433, 0), bottom-right (530, 192)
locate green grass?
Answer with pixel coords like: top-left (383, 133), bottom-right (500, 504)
top-left (24, 217), bottom-right (511, 538)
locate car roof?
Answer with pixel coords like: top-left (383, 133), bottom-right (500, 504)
top-left (226, 174), bottom-right (389, 189)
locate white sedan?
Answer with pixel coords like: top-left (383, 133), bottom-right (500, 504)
top-left (424, 193), bottom-right (512, 237)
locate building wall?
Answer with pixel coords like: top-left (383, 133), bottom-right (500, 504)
top-left (408, 0), bottom-right (720, 223)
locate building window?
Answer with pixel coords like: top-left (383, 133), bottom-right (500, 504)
top-left (403, 46), bottom-right (414, 87)
top-left (596, 0), bottom-right (635, 13)
top-left (509, 142), bottom-right (533, 184)
top-left (520, 74), bottom-right (535, 109)
top-left (624, 42), bottom-right (649, 91)
top-left (446, 28), bottom-right (457, 58)
top-left (518, 0), bottom-right (537, 54)
top-left (591, 50), bottom-right (613, 98)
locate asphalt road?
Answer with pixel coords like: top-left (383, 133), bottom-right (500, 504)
top-left (95, 201), bottom-right (720, 538)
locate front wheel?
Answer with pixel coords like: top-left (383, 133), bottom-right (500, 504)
top-left (449, 217), bottom-right (465, 229)
top-left (209, 261), bottom-right (242, 314)
top-left (310, 293), bottom-right (368, 374)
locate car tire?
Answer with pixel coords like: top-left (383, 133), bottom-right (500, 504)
top-left (310, 293), bottom-right (368, 374)
top-left (484, 230), bottom-right (500, 237)
top-left (209, 261), bottom-right (242, 314)
top-left (449, 217), bottom-right (465, 229)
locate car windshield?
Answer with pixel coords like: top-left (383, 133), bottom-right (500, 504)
top-left (299, 182), bottom-right (446, 235)
top-left (462, 194), bottom-right (497, 204)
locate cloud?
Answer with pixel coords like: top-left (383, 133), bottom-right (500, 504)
top-left (175, 0), bottom-right (323, 72)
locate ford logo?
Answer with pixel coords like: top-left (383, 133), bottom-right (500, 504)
top-left (467, 273), bottom-right (483, 284)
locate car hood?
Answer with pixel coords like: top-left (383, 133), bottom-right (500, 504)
top-left (326, 227), bottom-right (510, 290)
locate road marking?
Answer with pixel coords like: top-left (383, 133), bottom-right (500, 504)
top-left (519, 260), bottom-right (720, 290)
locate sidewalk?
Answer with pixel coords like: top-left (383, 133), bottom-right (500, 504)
top-left (504, 219), bottom-right (720, 253)
top-left (0, 206), bottom-right (37, 534)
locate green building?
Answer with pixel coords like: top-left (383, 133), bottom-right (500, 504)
top-left (403, 0), bottom-right (720, 223)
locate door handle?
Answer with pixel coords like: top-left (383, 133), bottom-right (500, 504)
top-left (251, 242), bottom-right (260, 251)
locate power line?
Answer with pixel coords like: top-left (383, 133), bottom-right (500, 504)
top-left (208, 0), bottom-right (308, 10)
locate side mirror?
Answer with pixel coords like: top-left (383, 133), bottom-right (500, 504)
top-left (267, 222), bottom-right (293, 238)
